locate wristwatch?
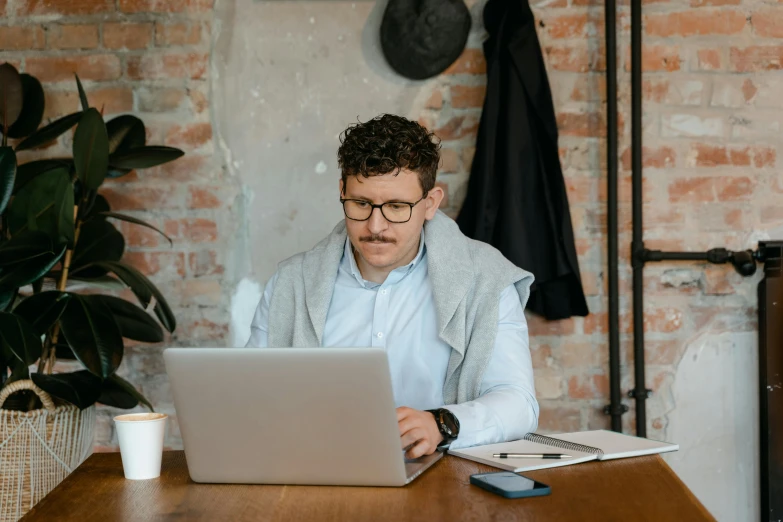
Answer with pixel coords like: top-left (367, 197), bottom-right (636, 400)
top-left (426, 408), bottom-right (460, 446)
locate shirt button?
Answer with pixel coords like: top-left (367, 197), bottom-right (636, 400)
top-left (377, 332), bottom-right (383, 338)
top-left (381, 289), bottom-right (387, 295)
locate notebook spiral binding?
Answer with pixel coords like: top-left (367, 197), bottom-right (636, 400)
top-left (523, 433), bottom-right (605, 456)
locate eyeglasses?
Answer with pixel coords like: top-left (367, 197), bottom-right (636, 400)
top-left (340, 195), bottom-right (426, 224)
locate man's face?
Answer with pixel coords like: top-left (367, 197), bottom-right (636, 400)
top-left (340, 170), bottom-right (443, 274)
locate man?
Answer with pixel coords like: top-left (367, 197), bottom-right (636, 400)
top-left (247, 114), bottom-right (538, 459)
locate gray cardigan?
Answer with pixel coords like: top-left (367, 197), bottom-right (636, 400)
top-left (267, 211), bottom-right (535, 405)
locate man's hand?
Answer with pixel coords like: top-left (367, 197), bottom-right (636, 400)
top-left (396, 407), bottom-right (443, 459)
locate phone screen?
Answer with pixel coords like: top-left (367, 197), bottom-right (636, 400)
top-left (479, 472), bottom-right (538, 491)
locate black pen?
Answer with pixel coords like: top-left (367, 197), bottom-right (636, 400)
top-left (493, 453), bottom-right (572, 459)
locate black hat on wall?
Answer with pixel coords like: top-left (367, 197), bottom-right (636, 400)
top-left (381, 0), bottom-right (472, 80)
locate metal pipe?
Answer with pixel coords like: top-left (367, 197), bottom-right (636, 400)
top-left (630, 0), bottom-right (648, 437)
top-left (604, 0), bottom-right (624, 432)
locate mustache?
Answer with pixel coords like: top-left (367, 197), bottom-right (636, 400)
top-left (360, 235), bottom-right (396, 244)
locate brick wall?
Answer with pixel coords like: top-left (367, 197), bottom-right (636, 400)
top-left (424, 0), bottom-right (776, 440)
top-left (0, 0), bottom-right (231, 449)
top-left (2, 0), bottom-right (778, 452)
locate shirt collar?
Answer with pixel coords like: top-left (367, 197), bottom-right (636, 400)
top-left (343, 229), bottom-right (426, 289)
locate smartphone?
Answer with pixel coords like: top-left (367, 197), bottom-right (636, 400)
top-left (470, 471), bottom-right (551, 499)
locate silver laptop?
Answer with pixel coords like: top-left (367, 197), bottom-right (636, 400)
top-left (163, 347), bottom-right (443, 486)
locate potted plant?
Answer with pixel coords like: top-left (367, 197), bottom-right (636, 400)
top-left (0, 62), bottom-right (183, 521)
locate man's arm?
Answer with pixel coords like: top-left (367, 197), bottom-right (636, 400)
top-left (445, 283), bottom-right (539, 449)
top-left (245, 273), bottom-right (278, 348)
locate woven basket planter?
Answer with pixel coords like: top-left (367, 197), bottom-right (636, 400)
top-left (0, 380), bottom-right (95, 522)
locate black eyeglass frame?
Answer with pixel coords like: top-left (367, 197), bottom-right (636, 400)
top-left (339, 194), bottom-right (427, 224)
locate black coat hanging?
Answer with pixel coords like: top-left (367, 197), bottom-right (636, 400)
top-left (456, 0), bottom-right (589, 320)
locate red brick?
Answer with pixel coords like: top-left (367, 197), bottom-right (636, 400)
top-left (644, 341), bottom-right (682, 366)
top-left (696, 48), bottom-right (722, 71)
top-left (126, 53), bottom-right (207, 80)
top-left (47, 24), bottom-right (98, 50)
top-left (0, 26), bottom-right (45, 50)
top-left (433, 115), bottom-right (479, 141)
top-left (752, 10), bottom-right (783, 38)
top-left (631, 45), bottom-right (681, 72)
top-left (26, 55), bottom-right (121, 82)
top-left (122, 251), bottom-right (186, 278)
top-left (136, 87), bottom-right (187, 112)
top-left (691, 0), bottom-right (740, 5)
top-left (583, 312), bottom-right (608, 334)
top-left (644, 307), bottom-right (684, 333)
top-left (556, 343), bottom-right (608, 369)
top-left (187, 186), bottom-right (221, 209)
top-left (620, 145), bottom-right (676, 170)
top-left (119, 0), bottom-right (214, 13)
top-left (689, 143), bottom-right (752, 167)
top-left (462, 147), bottom-right (475, 170)
top-left (101, 186), bottom-right (182, 211)
top-left (189, 88), bottom-right (208, 114)
top-left (537, 405), bottom-right (581, 433)
top-left (164, 218), bottom-right (217, 243)
top-left (544, 46), bottom-right (606, 72)
top-left (43, 87), bottom-right (133, 120)
top-left (753, 146), bottom-right (776, 168)
top-left (530, 344), bottom-right (552, 368)
top-left (668, 177), bottom-right (714, 202)
top-left (557, 112), bottom-right (605, 138)
top-left (730, 46), bottom-right (783, 72)
top-left (703, 265), bottom-right (736, 295)
top-left (165, 122), bottom-right (213, 149)
top-left (645, 11), bottom-right (746, 38)
top-left (542, 13), bottom-right (589, 39)
top-left (103, 23), bottom-right (153, 50)
top-left (742, 78), bottom-right (757, 102)
top-left (568, 373), bottom-right (609, 399)
top-left (450, 85), bottom-right (486, 109)
top-left (174, 318), bottom-right (228, 342)
top-left (438, 148), bottom-right (460, 173)
top-left (715, 176), bottom-right (756, 201)
top-left (565, 176), bottom-right (595, 204)
top-left (424, 89), bottom-right (442, 110)
top-left (570, 75), bottom-right (606, 102)
top-left (142, 155), bottom-right (214, 182)
top-left (117, 220), bottom-right (161, 248)
top-left (642, 79), bottom-right (669, 103)
top-left (18, 0), bottom-right (114, 15)
top-left (443, 49), bottom-right (486, 75)
top-left (188, 250), bottom-right (224, 277)
top-left (155, 22), bottom-right (203, 46)
top-left (527, 314), bottom-right (576, 336)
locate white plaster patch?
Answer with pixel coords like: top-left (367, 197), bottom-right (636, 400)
top-left (229, 278), bottom-right (263, 348)
top-left (315, 161), bottom-right (328, 174)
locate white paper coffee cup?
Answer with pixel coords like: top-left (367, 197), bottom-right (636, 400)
top-left (114, 412), bottom-right (168, 480)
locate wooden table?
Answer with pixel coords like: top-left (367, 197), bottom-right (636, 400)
top-left (21, 451), bottom-right (714, 521)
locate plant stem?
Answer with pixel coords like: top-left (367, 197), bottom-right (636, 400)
top-left (41, 203), bottom-right (84, 375)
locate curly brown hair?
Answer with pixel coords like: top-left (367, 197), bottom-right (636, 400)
top-left (337, 114), bottom-right (441, 194)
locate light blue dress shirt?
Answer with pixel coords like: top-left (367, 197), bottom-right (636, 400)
top-left (247, 230), bottom-right (539, 449)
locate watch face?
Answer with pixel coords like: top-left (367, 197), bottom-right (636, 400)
top-left (441, 410), bottom-right (459, 437)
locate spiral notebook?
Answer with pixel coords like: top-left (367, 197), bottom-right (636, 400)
top-left (448, 430), bottom-right (678, 472)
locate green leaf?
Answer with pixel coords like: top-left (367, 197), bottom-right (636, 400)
top-left (14, 111), bottom-right (82, 151)
top-left (77, 261), bottom-right (176, 333)
top-left (7, 358), bottom-right (29, 385)
top-left (0, 242), bottom-right (66, 290)
top-left (59, 294), bottom-right (123, 379)
top-left (99, 212), bottom-right (172, 246)
top-left (109, 146), bottom-right (184, 170)
top-left (0, 63), bottom-right (23, 132)
top-left (31, 371), bottom-right (102, 410)
top-left (0, 312), bottom-right (42, 365)
top-left (12, 290), bottom-right (70, 337)
top-left (70, 219), bottom-right (124, 277)
top-left (55, 342), bottom-right (76, 360)
top-left (98, 374), bottom-right (153, 411)
top-left (0, 146), bottom-right (16, 215)
top-left (75, 74), bottom-right (89, 111)
top-left (106, 115), bottom-right (146, 178)
top-left (7, 168), bottom-right (74, 245)
top-left (73, 108), bottom-right (109, 190)
top-left (6, 74), bottom-right (45, 140)
top-left (84, 193), bottom-right (110, 220)
top-left (13, 159), bottom-right (70, 195)
top-left (0, 290), bottom-right (14, 312)
top-left (0, 230), bottom-right (55, 266)
top-left (96, 295), bottom-right (164, 343)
